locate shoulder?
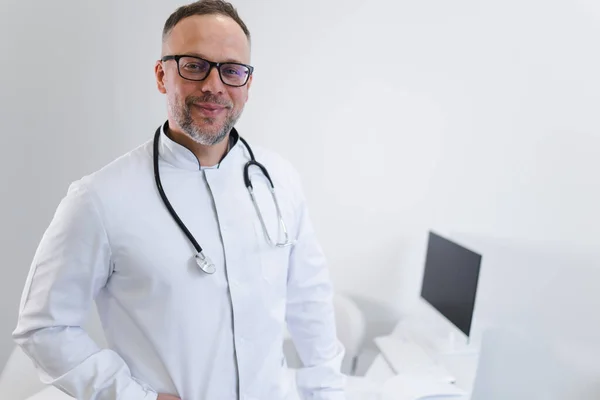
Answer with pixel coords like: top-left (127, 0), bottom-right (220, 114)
top-left (74, 139), bottom-right (153, 194)
top-left (64, 139), bottom-right (154, 217)
top-left (242, 142), bottom-right (303, 189)
top-left (244, 142), bottom-right (301, 181)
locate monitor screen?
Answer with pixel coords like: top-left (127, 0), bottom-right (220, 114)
top-left (420, 231), bottom-right (482, 337)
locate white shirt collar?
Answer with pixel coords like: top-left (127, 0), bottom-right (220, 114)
top-left (157, 121), bottom-right (241, 171)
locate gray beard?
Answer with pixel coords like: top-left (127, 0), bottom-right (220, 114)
top-left (172, 97), bottom-right (241, 146)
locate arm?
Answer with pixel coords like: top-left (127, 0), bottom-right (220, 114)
top-left (285, 184), bottom-right (346, 400)
top-left (12, 181), bottom-right (158, 400)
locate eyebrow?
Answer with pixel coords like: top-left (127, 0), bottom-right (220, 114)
top-left (181, 52), bottom-right (246, 64)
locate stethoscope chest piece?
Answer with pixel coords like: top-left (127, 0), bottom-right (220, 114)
top-left (195, 252), bottom-right (216, 274)
top-left (154, 123), bottom-right (294, 276)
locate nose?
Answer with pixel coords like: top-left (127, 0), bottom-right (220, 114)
top-left (200, 66), bottom-right (225, 94)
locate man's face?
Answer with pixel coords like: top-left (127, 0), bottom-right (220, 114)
top-left (156, 14), bottom-right (252, 146)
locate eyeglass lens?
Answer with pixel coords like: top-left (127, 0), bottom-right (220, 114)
top-left (178, 56), bottom-right (250, 86)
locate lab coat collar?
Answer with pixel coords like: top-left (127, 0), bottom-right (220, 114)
top-left (158, 121), bottom-right (241, 171)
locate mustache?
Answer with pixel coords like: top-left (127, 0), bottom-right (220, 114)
top-left (186, 95), bottom-right (232, 108)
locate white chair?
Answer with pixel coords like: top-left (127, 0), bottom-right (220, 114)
top-left (333, 294), bottom-right (367, 375)
top-left (284, 293), bottom-right (367, 376)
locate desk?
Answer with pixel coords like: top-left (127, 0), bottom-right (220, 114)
top-left (365, 327), bottom-right (479, 400)
top-left (367, 336), bottom-right (478, 387)
top-left (365, 353), bottom-right (396, 382)
top-left (366, 317), bottom-right (480, 388)
top-left (367, 348), bottom-right (474, 400)
top-left (381, 375), bottom-right (469, 400)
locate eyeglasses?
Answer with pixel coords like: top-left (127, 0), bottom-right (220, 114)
top-left (161, 55), bottom-right (254, 87)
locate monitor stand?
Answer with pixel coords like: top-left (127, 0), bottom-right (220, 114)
top-left (395, 317), bottom-right (476, 359)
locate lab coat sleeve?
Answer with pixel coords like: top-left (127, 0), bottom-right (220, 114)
top-left (12, 181), bottom-right (158, 400)
top-left (285, 179), bottom-right (346, 400)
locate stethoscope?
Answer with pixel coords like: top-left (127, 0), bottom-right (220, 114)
top-left (153, 124), bottom-right (295, 274)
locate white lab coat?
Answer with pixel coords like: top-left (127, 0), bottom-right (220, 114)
top-left (13, 124), bottom-right (346, 400)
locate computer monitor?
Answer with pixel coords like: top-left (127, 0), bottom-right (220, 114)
top-left (419, 231), bottom-right (482, 342)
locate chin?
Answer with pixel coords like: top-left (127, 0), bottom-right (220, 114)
top-left (188, 128), bottom-right (227, 146)
top-left (192, 123), bottom-right (224, 136)
top-left (193, 115), bottom-right (221, 129)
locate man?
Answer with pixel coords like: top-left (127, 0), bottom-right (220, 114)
top-left (12, 1), bottom-right (346, 399)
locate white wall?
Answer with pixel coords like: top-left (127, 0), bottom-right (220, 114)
top-left (1, 0), bottom-right (599, 368)
top-left (0, 0), bottom-right (119, 366)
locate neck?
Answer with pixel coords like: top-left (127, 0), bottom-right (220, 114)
top-left (167, 125), bottom-right (230, 167)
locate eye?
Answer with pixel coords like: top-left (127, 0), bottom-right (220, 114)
top-left (224, 68), bottom-right (240, 76)
top-left (222, 65), bottom-right (248, 77)
top-left (183, 62), bottom-right (207, 72)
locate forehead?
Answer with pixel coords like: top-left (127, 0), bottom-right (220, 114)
top-left (164, 14), bottom-right (250, 64)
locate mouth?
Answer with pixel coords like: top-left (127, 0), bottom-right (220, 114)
top-left (193, 102), bottom-right (228, 117)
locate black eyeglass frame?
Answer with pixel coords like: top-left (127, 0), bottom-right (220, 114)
top-left (161, 54), bottom-right (254, 87)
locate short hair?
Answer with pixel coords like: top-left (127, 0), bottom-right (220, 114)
top-left (162, 0), bottom-right (251, 44)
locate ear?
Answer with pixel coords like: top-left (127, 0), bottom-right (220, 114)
top-left (155, 60), bottom-right (167, 94)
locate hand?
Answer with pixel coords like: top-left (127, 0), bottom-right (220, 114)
top-left (157, 395), bottom-right (181, 400)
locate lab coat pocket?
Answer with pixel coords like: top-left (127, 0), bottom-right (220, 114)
top-left (248, 172), bottom-right (292, 286)
top-left (256, 232), bottom-right (289, 285)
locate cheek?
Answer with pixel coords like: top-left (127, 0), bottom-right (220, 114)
top-left (167, 86), bottom-right (191, 108)
top-left (166, 78), bottom-right (194, 100)
top-left (230, 89), bottom-right (249, 110)
top-left (166, 91), bottom-right (181, 109)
